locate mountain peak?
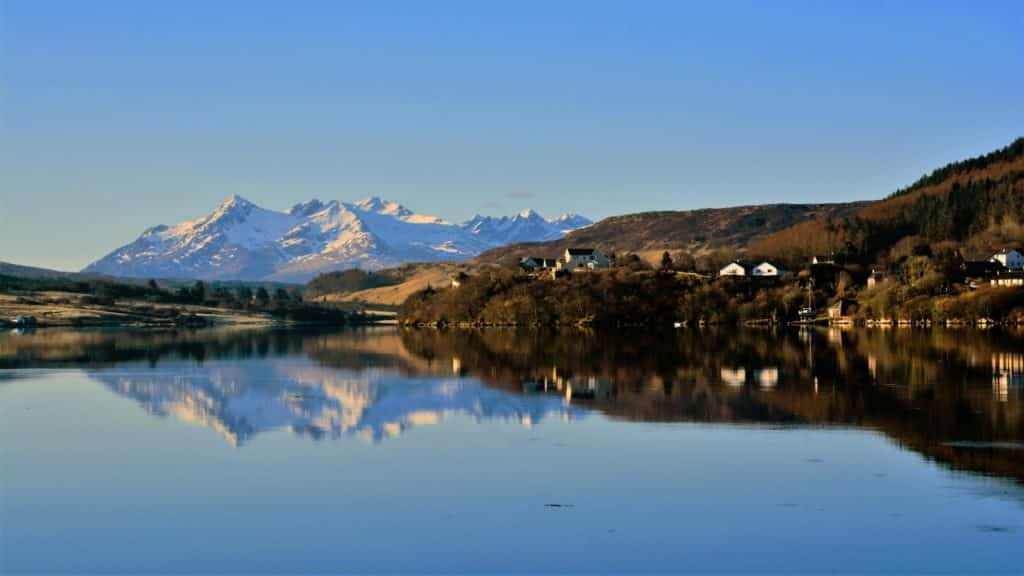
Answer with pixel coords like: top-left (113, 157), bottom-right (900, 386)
top-left (220, 193), bottom-right (253, 209)
top-left (289, 198), bottom-right (326, 217)
top-left (84, 196), bottom-right (589, 281)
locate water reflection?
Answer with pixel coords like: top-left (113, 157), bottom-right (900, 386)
top-left (992, 352), bottom-right (1024, 403)
top-left (1, 326), bottom-right (1022, 480)
top-left (94, 364), bottom-right (576, 446)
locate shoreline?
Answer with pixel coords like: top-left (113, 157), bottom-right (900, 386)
top-left (0, 293), bottom-right (391, 329)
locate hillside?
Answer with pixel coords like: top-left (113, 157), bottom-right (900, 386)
top-left (312, 262), bottom-right (478, 307)
top-left (473, 202), bottom-right (865, 266)
top-left (750, 137), bottom-right (1024, 263)
top-left (473, 137), bottom-right (1024, 269)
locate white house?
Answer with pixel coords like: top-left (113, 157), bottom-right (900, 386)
top-left (751, 261), bottom-right (786, 277)
top-left (718, 261), bottom-right (750, 277)
top-left (557, 248), bottom-right (609, 271)
top-left (990, 249), bottom-right (1024, 270)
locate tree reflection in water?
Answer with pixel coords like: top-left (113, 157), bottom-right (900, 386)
top-left (1, 326), bottom-right (1021, 480)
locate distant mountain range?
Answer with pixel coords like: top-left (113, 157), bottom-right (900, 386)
top-left (83, 195), bottom-right (591, 282)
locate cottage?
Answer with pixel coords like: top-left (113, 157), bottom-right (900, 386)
top-left (990, 249), bottom-right (1024, 270)
top-left (751, 261), bottom-right (787, 277)
top-left (557, 248), bottom-right (609, 271)
top-left (718, 261), bottom-right (750, 277)
top-left (992, 271), bottom-right (1024, 287)
top-left (520, 256), bottom-right (557, 272)
top-left (450, 272), bottom-right (468, 288)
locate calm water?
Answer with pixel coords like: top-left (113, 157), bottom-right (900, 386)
top-left (2, 327), bottom-right (1022, 573)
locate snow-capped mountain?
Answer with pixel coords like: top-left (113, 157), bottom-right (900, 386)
top-left (83, 195), bottom-right (591, 282)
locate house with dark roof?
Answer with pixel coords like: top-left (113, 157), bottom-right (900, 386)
top-left (557, 248), bottom-right (609, 271)
top-left (520, 256), bottom-right (557, 272)
top-left (751, 261), bottom-right (787, 277)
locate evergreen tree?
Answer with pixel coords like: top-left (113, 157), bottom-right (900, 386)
top-left (661, 251), bottom-right (674, 271)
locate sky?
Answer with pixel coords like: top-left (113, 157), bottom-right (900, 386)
top-left (1, 0), bottom-right (1022, 271)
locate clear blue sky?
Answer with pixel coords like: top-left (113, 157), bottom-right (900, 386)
top-left (2, 0), bottom-right (1022, 271)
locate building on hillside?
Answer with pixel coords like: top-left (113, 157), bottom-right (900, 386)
top-left (751, 261), bottom-right (787, 277)
top-left (557, 248), bottom-right (609, 271)
top-left (520, 256), bottom-right (557, 272)
top-left (718, 261), bottom-right (751, 277)
top-left (811, 254), bottom-right (835, 265)
top-left (992, 271), bottom-right (1024, 287)
top-left (450, 272), bottom-right (469, 288)
top-left (990, 249), bottom-right (1024, 270)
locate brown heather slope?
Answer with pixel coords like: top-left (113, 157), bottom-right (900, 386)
top-left (473, 202), bottom-right (865, 266)
top-left (750, 136), bottom-right (1024, 262)
top-left (314, 262), bottom-right (482, 307)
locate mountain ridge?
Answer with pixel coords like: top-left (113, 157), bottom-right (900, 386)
top-left (83, 196), bottom-right (592, 282)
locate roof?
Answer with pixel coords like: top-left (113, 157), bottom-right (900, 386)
top-left (720, 260), bottom-right (752, 270)
top-left (754, 260), bottom-right (785, 269)
top-left (566, 248), bottom-right (597, 256)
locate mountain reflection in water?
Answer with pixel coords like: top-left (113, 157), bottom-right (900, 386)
top-left (1, 326), bottom-right (1022, 480)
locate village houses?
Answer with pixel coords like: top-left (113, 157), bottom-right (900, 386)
top-left (520, 249), bottom-right (609, 274)
top-left (718, 260), bottom-right (786, 278)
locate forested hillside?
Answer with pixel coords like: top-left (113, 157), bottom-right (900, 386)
top-left (749, 137), bottom-right (1024, 264)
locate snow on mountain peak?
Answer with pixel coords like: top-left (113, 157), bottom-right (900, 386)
top-left (83, 196), bottom-right (589, 282)
top-left (355, 196), bottom-right (406, 215)
top-left (217, 193), bottom-right (254, 210)
top-left (289, 198), bottom-right (326, 217)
